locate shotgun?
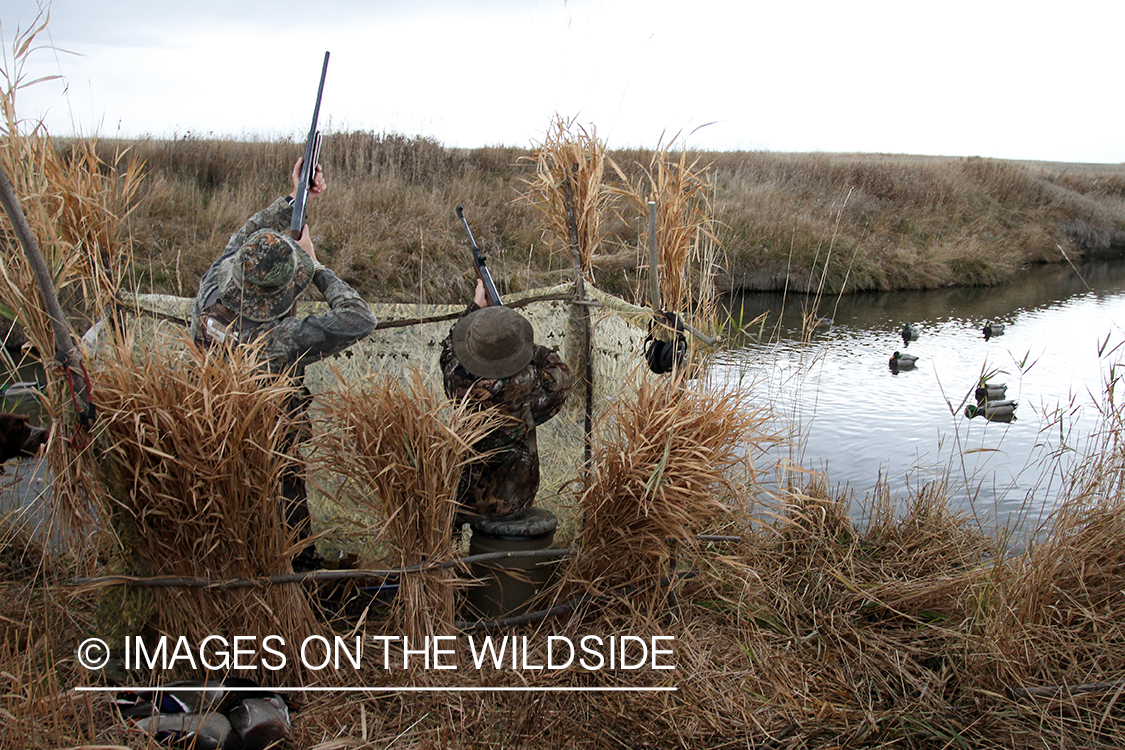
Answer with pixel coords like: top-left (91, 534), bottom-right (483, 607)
top-left (455, 204), bottom-right (502, 306)
top-left (290, 51), bottom-right (329, 241)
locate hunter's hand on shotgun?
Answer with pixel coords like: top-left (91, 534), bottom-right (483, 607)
top-left (290, 51), bottom-right (329, 241)
top-left (456, 204), bottom-right (503, 307)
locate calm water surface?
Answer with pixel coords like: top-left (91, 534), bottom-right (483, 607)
top-left (714, 259), bottom-right (1125, 536)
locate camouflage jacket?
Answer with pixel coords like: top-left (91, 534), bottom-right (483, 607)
top-left (188, 196), bottom-right (377, 377)
top-left (440, 310), bottom-right (571, 519)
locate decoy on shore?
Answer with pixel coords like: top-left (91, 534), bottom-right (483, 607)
top-left (118, 678), bottom-right (290, 750)
top-left (127, 712), bottom-right (235, 750)
top-left (889, 351), bottom-right (919, 371)
top-left (983, 322), bottom-right (1005, 340)
top-left (228, 696), bottom-right (292, 750)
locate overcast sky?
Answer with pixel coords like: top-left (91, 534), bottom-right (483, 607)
top-left (1, 0), bottom-right (1122, 163)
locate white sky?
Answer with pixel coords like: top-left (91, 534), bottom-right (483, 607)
top-left (1, 0), bottom-right (1122, 163)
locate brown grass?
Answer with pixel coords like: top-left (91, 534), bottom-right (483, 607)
top-left (610, 136), bottom-right (721, 322)
top-left (519, 116), bottom-right (612, 285)
top-left (572, 373), bottom-right (774, 598)
top-left (74, 136), bottom-right (1125, 308)
top-left (8, 12), bottom-right (1125, 748)
top-left (0, 12), bottom-right (144, 547)
top-left (313, 370), bottom-right (509, 641)
top-left (88, 335), bottom-right (323, 682)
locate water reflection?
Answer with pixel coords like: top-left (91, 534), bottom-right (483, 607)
top-left (714, 259), bottom-right (1125, 540)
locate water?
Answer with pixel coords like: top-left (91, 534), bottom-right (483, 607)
top-left (713, 258), bottom-right (1125, 537)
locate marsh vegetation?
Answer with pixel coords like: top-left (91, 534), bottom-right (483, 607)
top-left (6, 15), bottom-right (1125, 750)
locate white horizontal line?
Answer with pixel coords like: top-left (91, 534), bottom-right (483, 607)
top-left (77, 685), bottom-right (677, 693)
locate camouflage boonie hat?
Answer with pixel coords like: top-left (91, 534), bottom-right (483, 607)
top-left (217, 230), bottom-right (314, 322)
top-left (452, 306), bottom-right (535, 379)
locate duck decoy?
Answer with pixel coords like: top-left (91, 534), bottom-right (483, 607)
top-left (117, 678), bottom-right (290, 750)
top-left (116, 678), bottom-right (249, 719)
top-left (975, 384), bottom-right (1008, 403)
top-left (889, 351), bottom-right (918, 370)
top-left (901, 323), bottom-right (920, 344)
top-left (228, 696), bottom-right (292, 748)
top-left (127, 712), bottom-right (234, 750)
top-left (983, 322), bottom-right (1005, 339)
top-left (965, 401), bottom-right (1017, 421)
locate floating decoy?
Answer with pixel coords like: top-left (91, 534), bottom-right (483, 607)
top-left (983, 322), bottom-right (1005, 339)
top-left (902, 323), bottom-right (920, 343)
top-left (975, 384), bottom-right (1008, 403)
top-left (803, 315), bottom-right (832, 331)
top-left (965, 401), bottom-right (1017, 421)
top-left (889, 351), bottom-right (918, 370)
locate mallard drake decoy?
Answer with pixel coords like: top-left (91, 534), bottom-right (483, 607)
top-left (901, 323), bottom-right (920, 343)
top-left (889, 351), bottom-right (918, 370)
top-left (127, 711), bottom-right (234, 750)
top-left (228, 696), bottom-right (291, 748)
top-left (965, 401), bottom-right (1017, 421)
top-left (975, 384), bottom-right (1008, 403)
top-left (983, 322), bottom-right (1005, 339)
top-left (116, 678), bottom-right (289, 750)
top-left (115, 678), bottom-right (254, 719)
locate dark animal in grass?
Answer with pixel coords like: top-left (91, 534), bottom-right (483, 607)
top-left (0, 412), bottom-right (48, 473)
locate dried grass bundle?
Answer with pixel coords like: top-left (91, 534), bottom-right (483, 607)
top-left (0, 13), bottom-right (143, 541)
top-left (610, 137), bottom-right (720, 326)
top-left (520, 115), bottom-right (610, 282)
top-left (573, 374), bottom-right (770, 596)
top-left (315, 370), bottom-right (507, 642)
top-left (90, 335), bottom-right (322, 679)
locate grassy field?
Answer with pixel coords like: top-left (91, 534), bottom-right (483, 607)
top-left (97, 134), bottom-right (1125, 307)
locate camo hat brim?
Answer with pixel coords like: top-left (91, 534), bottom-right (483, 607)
top-left (452, 306), bottom-right (535, 380)
top-left (216, 229), bottom-right (314, 322)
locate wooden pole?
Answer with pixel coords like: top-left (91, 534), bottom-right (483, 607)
top-left (563, 165), bottom-right (593, 471)
top-left (647, 199), bottom-right (662, 311)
